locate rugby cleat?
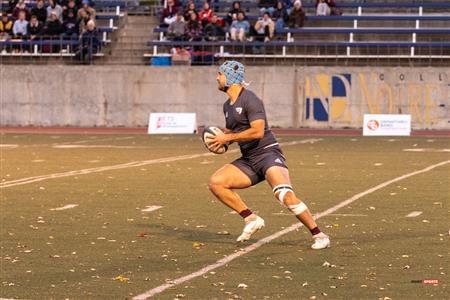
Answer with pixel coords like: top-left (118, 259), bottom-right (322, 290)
top-left (236, 216), bottom-right (265, 242)
top-left (311, 232), bottom-right (330, 250)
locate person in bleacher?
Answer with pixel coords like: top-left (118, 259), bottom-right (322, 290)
top-left (315, 0), bottom-right (340, 16)
top-left (78, 19), bottom-right (100, 63)
top-left (251, 12), bottom-right (274, 42)
top-left (316, 0), bottom-right (330, 16)
top-left (0, 13), bottom-right (14, 40)
top-left (272, 0), bottom-right (289, 33)
top-left (204, 14), bottom-right (225, 41)
top-left (43, 11), bottom-right (63, 36)
top-left (161, 0), bottom-right (179, 26)
top-left (167, 12), bottom-right (187, 41)
top-left (186, 11), bottom-right (202, 41)
top-left (183, 1), bottom-right (197, 22)
top-left (259, 0), bottom-right (276, 16)
top-left (63, 0), bottom-right (79, 21)
top-left (12, 10), bottom-right (28, 38)
top-left (226, 1), bottom-right (243, 26)
top-left (31, 0), bottom-right (48, 24)
top-left (230, 11), bottom-right (250, 42)
top-left (12, 0), bottom-right (30, 21)
top-left (27, 15), bottom-right (43, 39)
top-left (63, 10), bottom-right (80, 38)
top-left (47, 0), bottom-right (64, 22)
top-left (288, 0), bottom-right (305, 28)
top-left (198, 1), bottom-right (214, 28)
top-left (77, 0), bottom-right (96, 23)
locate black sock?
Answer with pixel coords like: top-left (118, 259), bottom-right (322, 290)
top-left (310, 227), bottom-right (321, 235)
top-left (239, 209), bottom-right (253, 219)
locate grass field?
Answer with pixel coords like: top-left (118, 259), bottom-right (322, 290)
top-left (0, 133), bottom-right (449, 300)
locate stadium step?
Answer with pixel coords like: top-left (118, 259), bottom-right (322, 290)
top-left (101, 14), bottom-right (158, 65)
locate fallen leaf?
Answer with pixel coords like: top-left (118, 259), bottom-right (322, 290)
top-left (192, 242), bottom-right (205, 249)
top-left (113, 275), bottom-right (130, 282)
top-left (237, 283), bottom-right (248, 289)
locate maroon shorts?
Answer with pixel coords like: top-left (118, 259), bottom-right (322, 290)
top-left (231, 146), bottom-right (288, 186)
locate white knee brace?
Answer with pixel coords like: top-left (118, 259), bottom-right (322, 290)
top-left (272, 184), bottom-right (308, 215)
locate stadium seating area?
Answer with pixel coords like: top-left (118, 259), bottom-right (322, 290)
top-left (147, 0), bottom-right (450, 65)
top-left (0, 0), bottom-right (129, 62)
top-left (1, 0), bottom-right (449, 64)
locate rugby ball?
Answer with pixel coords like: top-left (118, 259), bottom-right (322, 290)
top-left (202, 126), bottom-right (228, 154)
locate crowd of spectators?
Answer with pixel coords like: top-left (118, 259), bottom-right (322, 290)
top-left (0, 0), bottom-right (97, 41)
top-left (161, 0), bottom-right (341, 42)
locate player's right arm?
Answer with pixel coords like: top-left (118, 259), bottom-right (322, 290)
top-left (211, 119), bottom-right (264, 147)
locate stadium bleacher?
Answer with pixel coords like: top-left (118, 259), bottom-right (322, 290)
top-left (147, 0), bottom-right (450, 65)
top-left (0, 0), bottom-right (130, 61)
top-left (1, 0), bottom-right (449, 64)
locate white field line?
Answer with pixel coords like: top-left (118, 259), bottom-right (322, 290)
top-left (132, 159), bottom-right (450, 300)
top-left (406, 211), bottom-right (423, 218)
top-left (141, 205), bottom-right (163, 212)
top-left (0, 138), bottom-right (322, 189)
top-left (52, 145), bottom-right (149, 149)
top-left (403, 148), bottom-right (450, 152)
top-left (53, 136), bottom-right (135, 146)
top-left (0, 144), bottom-right (19, 148)
top-left (49, 204), bottom-right (79, 211)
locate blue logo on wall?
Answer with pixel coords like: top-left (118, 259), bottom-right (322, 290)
top-left (306, 74), bottom-right (352, 122)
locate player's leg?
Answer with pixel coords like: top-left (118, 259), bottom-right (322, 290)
top-left (208, 163), bottom-right (265, 242)
top-left (265, 166), bottom-right (330, 249)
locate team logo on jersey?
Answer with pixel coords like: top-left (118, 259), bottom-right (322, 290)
top-left (235, 107), bottom-right (243, 114)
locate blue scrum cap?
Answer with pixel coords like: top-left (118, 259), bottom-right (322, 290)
top-left (219, 60), bottom-right (245, 87)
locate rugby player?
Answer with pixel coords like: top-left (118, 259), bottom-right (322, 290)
top-left (208, 60), bottom-right (330, 249)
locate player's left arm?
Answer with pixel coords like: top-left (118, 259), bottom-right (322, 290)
top-left (212, 119), bottom-right (264, 145)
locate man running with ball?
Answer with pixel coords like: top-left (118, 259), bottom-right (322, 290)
top-left (208, 61), bottom-right (330, 249)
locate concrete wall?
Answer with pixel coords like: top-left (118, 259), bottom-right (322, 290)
top-left (1, 66), bottom-right (449, 129)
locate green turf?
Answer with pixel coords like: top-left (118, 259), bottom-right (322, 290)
top-left (0, 134), bottom-right (449, 299)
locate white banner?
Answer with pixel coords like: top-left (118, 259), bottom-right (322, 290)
top-left (148, 113), bottom-right (197, 134)
top-left (363, 114), bottom-right (411, 136)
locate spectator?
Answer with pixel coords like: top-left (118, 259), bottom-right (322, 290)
top-left (61, 0), bottom-right (81, 10)
top-left (78, 19), bottom-right (99, 63)
top-left (316, 0), bottom-right (331, 16)
top-left (27, 15), bottom-right (43, 39)
top-left (288, 0), bottom-right (305, 28)
top-left (183, 1), bottom-right (197, 22)
top-left (7, 0), bottom-right (18, 14)
top-left (186, 11), bottom-right (202, 41)
top-left (161, 0), bottom-right (178, 26)
top-left (167, 12), bottom-right (186, 41)
top-left (226, 1), bottom-right (243, 26)
top-left (252, 11), bottom-right (274, 42)
top-left (272, 0), bottom-right (289, 33)
top-left (43, 11), bottom-right (63, 36)
top-left (64, 0), bottom-right (79, 21)
top-left (78, 9), bottom-right (89, 32)
top-left (12, 1), bottom-right (30, 21)
top-left (259, 0), bottom-right (276, 16)
top-left (47, 0), bottom-right (64, 22)
top-left (12, 10), bottom-right (28, 38)
top-left (285, 0), bottom-right (299, 12)
top-left (324, 0), bottom-right (341, 15)
top-left (204, 15), bottom-right (224, 41)
top-left (31, 0), bottom-right (48, 24)
top-left (0, 13), bottom-right (14, 39)
top-left (77, 0), bottom-right (96, 22)
top-left (63, 10), bottom-right (79, 37)
top-left (198, 1), bottom-right (214, 28)
top-left (230, 11), bottom-right (250, 42)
